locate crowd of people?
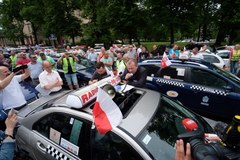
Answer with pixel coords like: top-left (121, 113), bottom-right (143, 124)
top-left (0, 43), bottom-right (238, 159)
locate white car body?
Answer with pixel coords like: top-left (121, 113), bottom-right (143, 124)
top-left (201, 52), bottom-right (225, 69)
top-left (216, 50), bottom-right (231, 71)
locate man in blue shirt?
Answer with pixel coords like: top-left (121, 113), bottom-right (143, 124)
top-left (169, 44), bottom-right (180, 59)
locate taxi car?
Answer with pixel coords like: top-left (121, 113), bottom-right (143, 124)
top-left (139, 59), bottom-right (240, 122)
top-left (16, 77), bottom-right (213, 160)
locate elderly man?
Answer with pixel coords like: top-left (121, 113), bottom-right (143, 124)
top-left (16, 52), bottom-right (30, 66)
top-left (0, 65), bottom-right (29, 112)
top-left (38, 61), bottom-right (63, 93)
top-left (120, 59), bottom-right (147, 87)
top-left (190, 47), bottom-right (203, 59)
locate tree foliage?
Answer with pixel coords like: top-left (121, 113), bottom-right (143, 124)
top-left (0, 0), bottom-right (240, 46)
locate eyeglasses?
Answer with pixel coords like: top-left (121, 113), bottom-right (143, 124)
top-left (31, 56), bottom-right (37, 59)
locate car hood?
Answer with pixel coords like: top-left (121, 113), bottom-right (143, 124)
top-left (76, 67), bottom-right (95, 79)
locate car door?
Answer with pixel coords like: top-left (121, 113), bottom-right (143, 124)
top-left (187, 67), bottom-right (239, 121)
top-left (91, 129), bottom-right (145, 160)
top-left (147, 65), bottom-right (189, 104)
top-left (30, 112), bottom-right (92, 160)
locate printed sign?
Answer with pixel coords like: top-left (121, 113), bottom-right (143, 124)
top-left (50, 128), bottom-right (61, 144)
top-left (60, 138), bottom-right (79, 155)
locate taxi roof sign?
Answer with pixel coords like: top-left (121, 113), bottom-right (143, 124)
top-left (66, 76), bottom-right (117, 109)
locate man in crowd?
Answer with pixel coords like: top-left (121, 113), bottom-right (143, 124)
top-left (120, 59), bottom-right (147, 87)
top-left (16, 52), bottom-right (30, 66)
top-left (100, 51), bottom-right (113, 71)
top-left (38, 52), bottom-right (56, 69)
top-left (150, 45), bottom-right (159, 57)
top-left (39, 61), bottom-right (63, 94)
top-left (58, 52), bottom-right (79, 90)
top-left (9, 50), bottom-right (17, 70)
top-left (115, 51), bottom-right (126, 75)
top-left (169, 44), bottom-right (180, 59)
top-left (0, 65), bottom-right (29, 112)
top-left (89, 62), bottom-right (111, 85)
top-left (0, 51), bottom-right (9, 67)
top-left (190, 47), bottom-right (203, 59)
top-left (88, 48), bottom-right (98, 65)
top-left (0, 111), bottom-right (17, 160)
top-left (127, 45), bottom-right (137, 60)
top-left (97, 47), bottom-right (106, 62)
top-left (27, 53), bottom-right (43, 86)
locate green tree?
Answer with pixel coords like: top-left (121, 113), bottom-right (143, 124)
top-left (0, 0), bottom-right (25, 45)
top-left (43, 0), bottom-right (82, 46)
top-left (20, 0), bottom-right (45, 44)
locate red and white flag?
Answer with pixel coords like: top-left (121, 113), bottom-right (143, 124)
top-left (161, 53), bottom-right (172, 68)
top-left (92, 88), bottom-right (123, 134)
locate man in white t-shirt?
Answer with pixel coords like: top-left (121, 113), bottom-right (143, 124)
top-left (39, 61), bottom-right (63, 93)
top-left (0, 65), bottom-right (30, 111)
top-left (190, 47), bottom-right (204, 60)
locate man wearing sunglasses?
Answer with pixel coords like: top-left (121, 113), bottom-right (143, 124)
top-left (27, 53), bottom-right (43, 86)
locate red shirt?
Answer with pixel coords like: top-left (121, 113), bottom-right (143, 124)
top-left (17, 58), bottom-right (30, 65)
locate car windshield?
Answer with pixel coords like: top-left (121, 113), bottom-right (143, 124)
top-left (75, 56), bottom-right (94, 70)
top-left (213, 66), bottom-right (240, 84)
top-left (137, 95), bottom-right (209, 160)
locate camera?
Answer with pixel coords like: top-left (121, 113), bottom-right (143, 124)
top-left (177, 115), bottom-right (240, 160)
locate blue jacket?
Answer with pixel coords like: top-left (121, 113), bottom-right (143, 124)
top-left (0, 130), bottom-right (15, 160)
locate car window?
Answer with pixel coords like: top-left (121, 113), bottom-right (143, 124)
top-left (203, 55), bottom-right (220, 63)
top-left (32, 113), bottom-right (91, 159)
top-left (217, 52), bottom-right (229, 59)
top-left (91, 129), bottom-right (144, 160)
top-left (158, 66), bottom-right (185, 81)
top-left (190, 68), bottom-right (228, 89)
top-left (142, 65), bottom-right (160, 76)
top-left (137, 96), bottom-right (207, 160)
top-left (77, 56), bottom-right (93, 69)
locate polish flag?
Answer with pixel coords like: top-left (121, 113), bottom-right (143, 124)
top-left (161, 53), bottom-right (172, 68)
top-left (92, 88), bottom-right (123, 134)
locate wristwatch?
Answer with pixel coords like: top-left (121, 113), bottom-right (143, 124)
top-left (4, 134), bottom-right (14, 139)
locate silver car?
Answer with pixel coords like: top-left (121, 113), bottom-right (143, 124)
top-left (16, 78), bottom-right (213, 160)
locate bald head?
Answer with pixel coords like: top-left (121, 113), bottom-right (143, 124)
top-left (0, 66), bottom-right (10, 79)
top-left (43, 61), bottom-right (52, 73)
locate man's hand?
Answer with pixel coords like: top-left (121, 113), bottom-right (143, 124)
top-left (125, 73), bottom-right (133, 80)
top-left (5, 111), bottom-right (17, 137)
top-left (89, 79), bottom-right (98, 85)
top-left (205, 133), bottom-right (221, 142)
top-left (175, 139), bottom-right (191, 160)
top-left (54, 78), bottom-right (62, 87)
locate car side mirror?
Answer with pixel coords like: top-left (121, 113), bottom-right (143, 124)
top-left (223, 85), bottom-right (233, 92)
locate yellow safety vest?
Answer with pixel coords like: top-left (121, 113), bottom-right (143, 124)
top-left (63, 57), bottom-right (76, 74)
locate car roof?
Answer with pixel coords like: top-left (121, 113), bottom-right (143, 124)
top-left (141, 58), bottom-right (212, 69)
top-left (18, 78), bottom-right (161, 137)
top-left (216, 49), bottom-right (231, 53)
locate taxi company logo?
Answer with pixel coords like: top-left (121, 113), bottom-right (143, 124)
top-left (202, 96), bottom-right (209, 103)
top-left (201, 96), bottom-right (209, 106)
top-left (166, 90), bottom-right (178, 97)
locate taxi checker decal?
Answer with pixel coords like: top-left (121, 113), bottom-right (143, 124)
top-left (47, 145), bottom-right (71, 160)
top-left (156, 78), bottom-right (184, 87)
top-left (190, 85), bottom-right (228, 96)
